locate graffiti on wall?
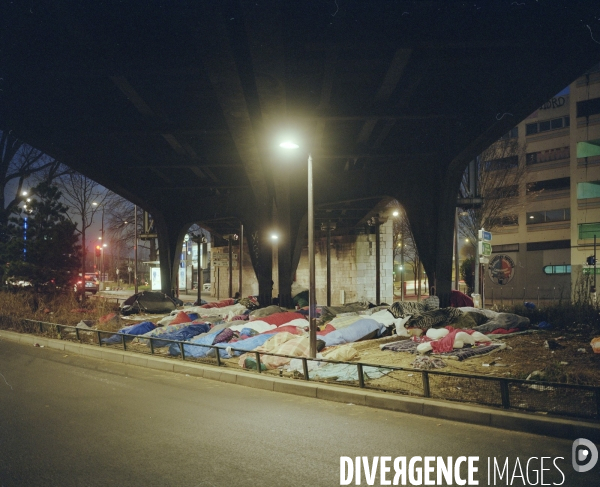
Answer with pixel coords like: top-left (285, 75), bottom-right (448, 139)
top-left (488, 254), bottom-right (516, 285)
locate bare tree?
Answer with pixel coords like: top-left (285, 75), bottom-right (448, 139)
top-left (0, 131), bottom-right (65, 229)
top-left (459, 134), bottom-right (527, 249)
top-left (55, 171), bottom-right (114, 278)
top-left (390, 204), bottom-right (420, 296)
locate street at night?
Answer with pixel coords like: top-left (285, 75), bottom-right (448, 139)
top-left (0, 339), bottom-right (597, 486)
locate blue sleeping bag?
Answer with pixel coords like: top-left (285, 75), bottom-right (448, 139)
top-left (212, 333), bottom-right (276, 359)
top-left (323, 318), bottom-right (386, 347)
top-left (169, 326), bottom-right (225, 357)
top-left (150, 323), bottom-right (211, 348)
top-left (101, 321), bottom-right (156, 344)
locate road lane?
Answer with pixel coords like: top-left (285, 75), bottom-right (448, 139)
top-left (0, 339), bottom-right (597, 486)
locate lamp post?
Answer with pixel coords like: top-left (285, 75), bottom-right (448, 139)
top-left (134, 205), bottom-right (138, 294)
top-left (193, 234), bottom-right (207, 304)
top-left (280, 141), bottom-right (317, 358)
top-left (93, 202), bottom-right (106, 286)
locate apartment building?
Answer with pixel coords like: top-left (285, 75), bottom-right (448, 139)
top-left (485, 65), bottom-right (600, 303)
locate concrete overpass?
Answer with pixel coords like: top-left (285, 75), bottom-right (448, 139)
top-left (1, 1), bottom-right (599, 305)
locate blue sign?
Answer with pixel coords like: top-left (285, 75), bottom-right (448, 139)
top-left (481, 231), bottom-right (492, 242)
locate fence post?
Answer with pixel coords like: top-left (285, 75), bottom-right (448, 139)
top-left (254, 352), bottom-right (262, 373)
top-left (149, 337), bottom-right (155, 355)
top-left (75, 327), bottom-right (80, 341)
top-left (180, 341), bottom-right (186, 360)
top-left (357, 363), bottom-right (365, 388)
top-left (122, 334), bottom-right (126, 351)
top-left (302, 358), bottom-right (309, 380)
top-left (39, 322), bottom-right (43, 334)
top-left (422, 371), bottom-right (430, 398)
top-left (97, 330), bottom-right (102, 346)
top-left (500, 379), bottom-right (510, 409)
top-left (215, 347), bottom-right (221, 366)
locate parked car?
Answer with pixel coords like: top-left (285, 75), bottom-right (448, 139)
top-left (74, 273), bottom-right (99, 294)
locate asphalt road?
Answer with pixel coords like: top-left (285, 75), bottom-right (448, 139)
top-left (0, 339), bottom-right (598, 487)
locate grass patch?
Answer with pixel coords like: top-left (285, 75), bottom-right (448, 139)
top-left (0, 290), bottom-right (119, 329)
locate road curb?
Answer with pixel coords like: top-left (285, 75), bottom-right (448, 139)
top-left (2, 329), bottom-right (598, 442)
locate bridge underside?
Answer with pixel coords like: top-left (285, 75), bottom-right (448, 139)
top-left (1, 2), bottom-right (599, 303)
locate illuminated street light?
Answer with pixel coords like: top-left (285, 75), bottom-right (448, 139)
top-left (280, 140), bottom-right (317, 358)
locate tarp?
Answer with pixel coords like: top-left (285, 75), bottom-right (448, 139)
top-left (121, 291), bottom-right (177, 315)
top-left (101, 321), bottom-right (156, 344)
top-left (169, 327), bottom-right (223, 357)
top-left (323, 319), bottom-right (386, 347)
top-left (149, 324), bottom-right (211, 348)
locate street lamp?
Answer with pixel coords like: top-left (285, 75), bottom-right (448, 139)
top-left (279, 141), bottom-right (317, 358)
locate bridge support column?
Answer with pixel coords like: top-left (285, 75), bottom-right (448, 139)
top-left (154, 214), bottom-right (187, 298)
top-left (244, 218), bottom-right (274, 308)
top-left (404, 167), bottom-right (464, 308)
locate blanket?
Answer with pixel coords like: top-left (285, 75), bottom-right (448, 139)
top-left (405, 308), bottom-right (462, 331)
top-left (149, 323), bottom-right (210, 348)
top-left (473, 313), bottom-right (530, 333)
top-left (238, 332), bottom-right (303, 368)
top-left (323, 319), bottom-right (386, 347)
top-left (381, 338), bottom-right (505, 361)
top-left (260, 312), bottom-right (306, 326)
top-left (101, 321), bottom-right (156, 344)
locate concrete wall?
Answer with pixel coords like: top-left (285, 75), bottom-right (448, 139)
top-left (484, 248), bottom-right (571, 305)
top-left (294, 218), bottom-right (394, 305)
top-left (210, 245), bottom-right (258, 300)
top-left (211, 219), bottom-right (395, 306)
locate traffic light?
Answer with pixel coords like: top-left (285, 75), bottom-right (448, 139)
top-left (95, 245), bottom-right (101, 257)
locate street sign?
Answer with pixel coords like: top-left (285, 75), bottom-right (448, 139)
top-left (480, 256), bottom-right (489, 264)
top-left (479, 241), bottom-right (492, 257)
top-left (583, 267), bottom-right (600, 275)
top-left (478, 229), bottom-right (492, 242)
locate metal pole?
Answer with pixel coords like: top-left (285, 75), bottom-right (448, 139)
top-left (594, 235), bottom-right (597, 305)
top-left (134, 205), bottom-right (138, 294)
top-left (326, 220), bottom-right (331, 306)
top-left (375, 218), bottom-right (381, 305)
top-left (481, 262), bottom-right (485, 310)
top-left (228, 237), bottom-right (233, 298)
top-left (239, 223), bottom-right (243, 297)
top-left (400, 230), bottom-right (404, 301)
top-left (197, 240), bottom-right (202, 305)
top-left (474, 246), bottom-right (480, 304)
top-left (308, 154), bottom-right (317, 358)
top-left (101, 207), bottom-right (105, 285)
top-left (454, 208), bottom-right (459, 290)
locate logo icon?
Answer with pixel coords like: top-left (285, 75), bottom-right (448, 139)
top-left (488, 254), bottom-right (516, 285)
top-left (572, 438), bottom-right (598, 473)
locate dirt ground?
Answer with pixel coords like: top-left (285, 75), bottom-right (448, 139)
top-left (343, 330), bottom-right (600, 385)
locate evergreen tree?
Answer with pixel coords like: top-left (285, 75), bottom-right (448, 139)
top-left (1, 182), bottom-right (80, 291)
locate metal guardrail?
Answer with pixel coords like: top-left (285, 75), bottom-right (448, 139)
top-left (7, 318), bottom-right (600, 420)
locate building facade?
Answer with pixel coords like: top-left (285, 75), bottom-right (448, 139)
top-left (485, 65), bottom-right (600, 303)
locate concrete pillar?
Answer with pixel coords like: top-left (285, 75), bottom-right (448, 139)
top-left (154, 214), bottom-right (187, 298)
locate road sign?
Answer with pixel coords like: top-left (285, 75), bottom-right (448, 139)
top-left (583, 267), bottom-right (600, 275)
top-left (478, 229), bottom-right (492, 242)
top-left (479, 241), bottom-right (492, 257)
